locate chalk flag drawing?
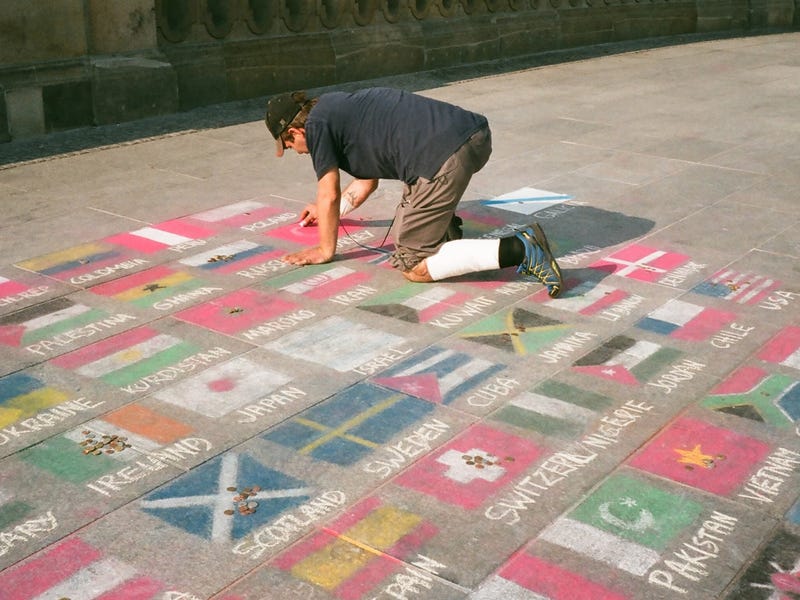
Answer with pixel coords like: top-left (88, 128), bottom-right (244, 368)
top-left (264, 316), bottom-right (406, 372)
top-left (0, 492), bottom-right (32, 532)
top-left (267, 220), bottom-right (366, 246)
top-left (757, 326), bottom-right (800, 372)
top-left (15, 242), bottom-right (141, 284)
top-left (0, 537), bottom-right (166, 599)
top-left (372, 346), bottom-right (505, 405)
top-left (539, 474), bottom-right (703, 576)
top-left (0, 372), bottom-right (69, 429)
top-left (394, 423), bottom-right (545, 509)
top-left (153, 356), bottom-right (292, 418)
top-left (50, 326), bottom-right (199, 390)
top-left (480, 187), bottom-right (573, 215)
top-left (358, 284), bottom-right (472, 324)
top-left (459, 308), bottom-right (572, 355)
top-left (141, 453), bottom-right (313, 541)
top-left (190, 200), bottom-right (286, 229)
top-left (726, 530), bottom-right (800, 598)
top-left (590, 244), bottom-right (691, 283)
top-left (628, 417), bottom-right (771, 496)
top-left (273, 496), bottom-right (437, 598)
top-left (21, 406), bottom-right (194, 484)
top-left (104, 218), bottom-right (215, 253)
top-left (0, 297), bottom-right (118, 351)
top-left (89, 265), bottom-right (213, 309)
top-left (264, 383), bottom-right (434, 466)
top-left (702, 365), bottom-right (800, 427)
top-left (178, 240), bottom-right (284, 274)
top-left (471, 553), bottom-right (627, 600)
top-left (692, 267), bottom-right (782, 305)
top-left (532, 278), bottom-right (631, 316)
top-left (266, 264), bottom-right (371, 300)
top-left (636, 299), bottom-right (736, 341)
top-left (572, 335), bottom-right (682, 386)
top-left (492, 380), bottom-right (613, 438)
top-left (0, 276), bottom-right (32, 301)
top-left (173, 288), bottom-right (300, 336)
top-left (93, 403), bottom-right (194, 448)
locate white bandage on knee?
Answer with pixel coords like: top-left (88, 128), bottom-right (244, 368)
top-left (425, 239), bottom-right (501, 281)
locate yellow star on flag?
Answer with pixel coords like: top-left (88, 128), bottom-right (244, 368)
top-left (675, 444), bottom-right (716, 469)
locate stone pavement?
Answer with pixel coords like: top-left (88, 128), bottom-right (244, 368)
top-left (0, 31), bottom-right (799, 600)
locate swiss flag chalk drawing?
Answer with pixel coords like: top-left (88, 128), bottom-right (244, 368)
top-left (628, 416), bottom-right (771, 496)
top-left (394, 423), bottom-right (545, 509)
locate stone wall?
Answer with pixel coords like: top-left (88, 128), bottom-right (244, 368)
top-left (0, 0), bottom-right (796, 142)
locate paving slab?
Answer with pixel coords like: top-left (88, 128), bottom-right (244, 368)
top-left (0, 31), bottom-right (799, 600)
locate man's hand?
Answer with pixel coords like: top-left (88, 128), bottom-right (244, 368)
top-left (298, 203), bottom-right (318, 227)
top-left (283, 246), bottom-right (333, 266)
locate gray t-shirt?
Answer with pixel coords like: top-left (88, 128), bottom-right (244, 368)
top-left (305, 87), bottom-right (488, 184)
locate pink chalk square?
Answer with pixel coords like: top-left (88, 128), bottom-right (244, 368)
top-left (628, 416), bottom-right (771, 496)
top-left (497, 553), bottom-right (629, 600)
top-left (0, 277), bottom-right (28, 299)
top-left (757, 326), bottom-right (800, 369)
top-left (174, 288), bottom-right (300, 335)
top-left (590, 244), bottom-right (691, 283)
top-left (104, 218), bottom-right (217, 254)
top-left (0, 536), bottom-right (166, 600)
top-left (266, 219), bottom-right (366, 246)
top-left (394, 423), bottom-right (546, 509)
top-left (189, 200), bottom-right (286, 229)
top-left (710, 365), bottom-right (769, 395)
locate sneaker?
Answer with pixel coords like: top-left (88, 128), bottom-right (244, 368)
top-left (515, 223), bottom-right (563, 298)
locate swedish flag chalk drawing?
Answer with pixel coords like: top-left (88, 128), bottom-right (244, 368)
top-left (263, 383), bottom-right (434, 466)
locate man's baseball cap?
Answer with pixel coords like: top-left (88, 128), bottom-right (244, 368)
top-left (265, 92), bottom-right (303, 157)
